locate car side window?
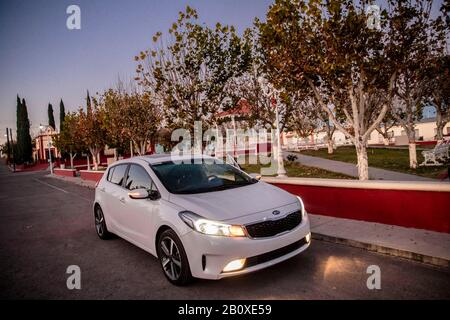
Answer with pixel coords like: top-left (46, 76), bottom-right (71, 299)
top-left (109, 164), bottom-right (127, 186)
top-left (107, 166), bottom-right (115, 182)
top-left (125, 164), bottom-right (153, 191)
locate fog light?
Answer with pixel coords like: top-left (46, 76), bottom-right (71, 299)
top-left (306, 232), bottom-right (311, 243)
top-left (223, 259), bottom-right (246, 272)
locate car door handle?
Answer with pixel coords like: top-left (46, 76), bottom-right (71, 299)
top-left (119, 197), bottom-right (125, 203)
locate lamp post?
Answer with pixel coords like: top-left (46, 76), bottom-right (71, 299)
top-left (258, 77), bottom-right (287, 178)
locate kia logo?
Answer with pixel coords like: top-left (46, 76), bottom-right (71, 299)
top-left (272, 210), bottom-right (281, 215)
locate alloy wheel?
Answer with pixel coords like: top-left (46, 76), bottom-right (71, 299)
top-left (160, 236), bottom-right (182, 281)
top-left (95, 207), bottom-right (105, 237)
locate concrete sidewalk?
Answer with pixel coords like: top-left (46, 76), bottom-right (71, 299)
top-left (310, 214), bottom-right (450, 268)
top-left (286, 152), bottom-right (435, 181)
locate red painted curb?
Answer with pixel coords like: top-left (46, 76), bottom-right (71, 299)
top-left (54, 168), bottom-right (76, 177)
top-left (79, 170), bottom-right (104, 182)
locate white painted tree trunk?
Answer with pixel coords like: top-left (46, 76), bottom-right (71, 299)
top-left (138, 141), bottom-right (147, 156)
top-left (92, 156), bottom-right (98, 171)
top-left (327, 140), bottom-right (334, 154)
top-left (89, 147), bottom-right (99, 171)
top-left (70, 151), bottom-right (74, 169)
top-left (407, 129), bottom-right (417, 169)
top-left (408, 143), bottom-right (417, 169)
top-left (383, 137), bottom-right (389, 146)
top-left (355, 143), bottom-right (369, 181)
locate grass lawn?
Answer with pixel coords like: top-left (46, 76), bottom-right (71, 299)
top-left (299, 146), bottom-right (448, 179)
top-left (240, 160), bottom-right (354, 180)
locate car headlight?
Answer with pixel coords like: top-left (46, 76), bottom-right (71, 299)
top-left (297, 196), bottom-right (307, 220)
top-left (179, 211), bottom-right (246, 237)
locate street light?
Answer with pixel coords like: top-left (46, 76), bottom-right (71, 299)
top-left (257, 77), bottom-right (287, 178)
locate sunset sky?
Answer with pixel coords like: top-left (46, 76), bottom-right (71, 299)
top-left (0, 0), bottom-right (272, 143)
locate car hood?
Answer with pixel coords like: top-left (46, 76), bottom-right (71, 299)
top-left (168, 181), bottom-right (297, 221)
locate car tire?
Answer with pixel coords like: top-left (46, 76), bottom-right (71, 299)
top-left (157, 229), bottom-right (193, 286)
top-left (94, 205), bottom-right (112, 240)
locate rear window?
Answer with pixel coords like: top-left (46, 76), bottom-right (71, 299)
top-left (108, 164), bottom-right (128, 186)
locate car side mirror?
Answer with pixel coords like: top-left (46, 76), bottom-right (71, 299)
top-left (128, 188), bottom-right (150, 200)
top-left (148, 189), bottom-right (161, 201)
top-left (248, 173), bottom-right (262, 181)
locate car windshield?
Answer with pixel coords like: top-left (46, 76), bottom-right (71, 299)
top-left (150, 159), bottom-right (257, 194)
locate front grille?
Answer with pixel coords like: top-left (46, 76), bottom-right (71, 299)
top-left (245, 237), bottom-right (307, 268)
top-left (245, 211), bottom-right (302, 238)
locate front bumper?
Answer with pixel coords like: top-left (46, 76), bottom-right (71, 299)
top-left (181, 217), bottom-right (311, 280)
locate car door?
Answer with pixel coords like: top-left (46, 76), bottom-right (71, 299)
top-left (102, 163), bottom-right (129, 231)
top-left (119, 163), bottom-right (158, 251)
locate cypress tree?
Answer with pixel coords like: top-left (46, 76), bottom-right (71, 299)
top-left (48, 103), bottom-right (56, 130)
top-left (16, 95), bottom-right (23, 164)
top-left (21, 98), bottom-right (33, 163)
top-left (86, 90), bottom-right (92, 114)
top-left (59, 99), bottom-right (66, 132)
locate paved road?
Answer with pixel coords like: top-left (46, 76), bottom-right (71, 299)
top-left (285, 152), bottom-right (436, 181)
top-left (0, 165), bottom-right (449, 299)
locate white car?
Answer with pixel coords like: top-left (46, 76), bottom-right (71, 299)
top-left (94, 154), bottom-right (311, 285)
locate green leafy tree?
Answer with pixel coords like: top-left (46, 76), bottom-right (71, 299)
top-left (424, 3), bottom-right (449, 141)
top-left (427, 55), bottom-right (450, 140)
top-left (53, 112), bottom-right (86, 168)
top-left (48, 103), bottom-right (56, 130)
top-left (15, 95), bottom-right (23, 163)
top-left (135, 6), bottom-right (253, 140)
top-left (21, 99), bottom-right (33, 163)
top-left (388, 0), bottom-right (444, 168)
top-left (98, 85), bottom-right (162, 156)
top-left (59, 99), bottom-right (66, 132)
top-left (257, 0), bottom-right (409, 180)
top-left (86, 90), bottom-right (92, 114)
top-left (15, 96), bottom-right (33, 164)
top-left (78, 103), bottom-right (108, 171)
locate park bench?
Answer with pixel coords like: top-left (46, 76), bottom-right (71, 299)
top-left (287, 142), bottom-right (328, 151)
top-left (419, 140), bottom-right (450, 166)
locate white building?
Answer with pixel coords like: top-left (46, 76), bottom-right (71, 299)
top-left (284, 118), bottom-right (450, 147)
top-left (366, 118), bottom-right (450, 145)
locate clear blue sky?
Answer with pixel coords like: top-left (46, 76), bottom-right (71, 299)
top-left (0, 0), bottom-right (272, 143)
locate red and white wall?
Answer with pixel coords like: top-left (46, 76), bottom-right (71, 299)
top-left (264, 177), bottom-right (450, 234)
